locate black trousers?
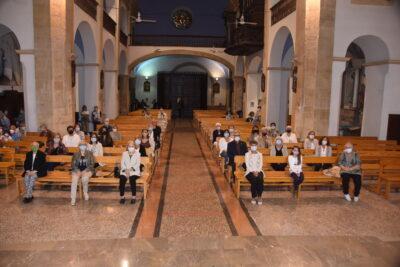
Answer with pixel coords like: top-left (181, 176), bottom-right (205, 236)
top-left (290, 172), bottom-right (304, 190)
top-left (272, 163), bottom-right (287, 171)
top-left (314, 163), bottom-right (332, 171)
top-left (245, 172), bottom-right (264, 198)
top-left (119, 175), bottom-right (139, 197)
top-left (341, 173), bottom-right (362, 197)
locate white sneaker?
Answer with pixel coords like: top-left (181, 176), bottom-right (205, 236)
top-left (354, 196), bottom-right (359, 202)
top-left (71, 200), bottom-right (76, 206)
top-left (251, 199), bottom-right (256, 205)
top-left (344, 194), bottom-right (351, 202)
top-left (257, 200), bottom-right (262, 205)
top-left (84, 193), bottom-right (89, 201)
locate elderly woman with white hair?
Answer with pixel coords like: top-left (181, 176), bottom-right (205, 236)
top-left (212, 122), bottom-right (224, 144)
top-left (338, 142), bottom-right (362, 202)
top-left (70, 141), bottom-right (95, 206)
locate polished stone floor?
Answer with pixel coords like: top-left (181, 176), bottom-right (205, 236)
top-left (1, 119), bottom-right (400, 266)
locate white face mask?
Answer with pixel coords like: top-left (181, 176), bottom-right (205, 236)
top-left (91, 137), bottom-right (97, 143)
top-left (128, 147), bottom-right (135, 153)
top-left (224, 133), bottom-right (229, 138)
top-left (229, 129), bottom-right (234, 133)
top-left (309, 135), bottom-right (315, 139)
top-left (10, 130), bottom-right (14, 134)
top-left (216, 127), bottom-right (221, 130)
top-left (322, 140), bottom-right (328, 146)
top-left (75, 128), bottom-right (80, 132)
top-left (54, 138), bottom-right (60, 143)
top-left (345, 148), bottom-right (352, 154)
top-left (250, 146), bottom-right (257, 152)
top-left (271, 126), bottom-right (276, 130)
top-left (79, 145), bottom-right (86, 152)
top-left (276, 140), bottom-right (282, 145)
top-left (234, 136), bottom-right (240, 142)
top-left (134, 139), bottom-right (141, 146)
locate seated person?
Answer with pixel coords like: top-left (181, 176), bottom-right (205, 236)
top-left (227, 125), bottom-right (235, 138)
top-left (267, 122), bottom-right (280, 138)
top-left (98, 118), bottom-right (113, 133)
top-left (258, 127), bottom-right (272, 148)
top-left (22, 142), bottom-right (47, 203)
top-left (88, 133), bottom-right (103, 157)
top-left (252, 106), bottom-right (262, 125)
top-left (62, 125), bottom-right (81, 148)
top-left (140, 129), bottom-right (154, 151)
top-left (70, 141), bottom-right (95, 206)
top-left (212, 122), bottom-right (225, 144)
top-left (248, 126), bottom-right (260, 143)
top-left (270, 137), bottom-right (288, 171)
top-left (225, 110), bottom-right (233, 120)
top-left (149, 120), bottom-right (162, 150)
top-left (46, 133), bottom-right (68, 171)
top-left (110, 126), bottom-right (122, 141)
top-left (39, 124), bottom-right (54, 142)
top-left (303, 131), bottom-right (319, 150)
top-left (338, 142), bottom-right (362, 202)
top-left (245, 141), bottom-right (264, 205)
top-left (246, 111), bottom-right (255, 122)
top-left (119, 140), bottom-right (141, 204)
top-left (135, 138), bottom-right (147, 157)
top-left (98, 127), bottom-right (113, 147)
top-left (158, 108), bottom-right (167, 120)
top-left (219, 130), bottom-right (232, 168)
top-left (1, 131), bottom-right (13, 142)
top-left (288, 146), bottom-right (304, 197)
top-left (227, 131), bottom-right (248, 177)
top-left (74, 124), bottom-right (85, 141)
top-left (314, 136), bottom-right (333, 171)
top-left (281, 125), bottom-right (298, 144)
top-left (9, 125), bottom-right (22, 141)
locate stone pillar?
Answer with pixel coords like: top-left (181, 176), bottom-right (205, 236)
top-left (119, 74), bottom-right (130, 115)
top-left (232, 76), bottom-right (244, 114)
top-left (20, 54), bottom-right (38, 131)
top-left (115, 0), bottom-right (121, 116)
top-left (292, 0), bottom-right (336, 138)
top-left (97, 1), bottom-right (104, 115)
top-left (328, 60), bottom-right (347, 135)
top-left (33, 0), bottom-right (75, 133)
top-left (261, 0), bottom-right (270, 125)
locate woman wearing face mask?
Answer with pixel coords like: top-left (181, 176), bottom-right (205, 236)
top-left (88, 133), bottom-right (104, 169)
top-left (140, 129), bottom-right (152, 149)
top-left (314, 137), bottom-right (333, 171)
top-left (270, 137), bottom-right (288, 171)
top-left (248, 126), bottom-right (260, 143)
top-left (110, 126), bottom-right (122, 141)
top-left (74, 124), bottom-right (85, 141)
top-left (288, 146), bottom-right (304, 197)
top-left (46, 133), bottom-right (68, 171)
top-left (9, 125), bottom-right (22, 141)
top-left (1, 131), bottom-right (13, 142)
top-left (119, 141), bottom-right (141, 204)
top-left (219, 130), bottom-right (232, 169)
top-left (245, 141), bottom-right (264, 205)
top-left (70, 141), bottom-right (95, 206)
top-left (258, 128), bottom-right (272, 148)
top-left (135, 138), bottom-right (147, 157)
top-left (281, 126), bottom-right (298, 144)
top-left (338, 142), bottom-right (362, 202)
top-left (304, 131), bottom-right (319, 150)
top-left (268, 123), bottom-right (279, 138)
top-left (98, 127), bottom-right (113, 147)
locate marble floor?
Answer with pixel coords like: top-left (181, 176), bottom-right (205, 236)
top-left (1, 119), bottom-right (400, 266)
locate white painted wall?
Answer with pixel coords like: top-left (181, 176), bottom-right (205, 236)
top-left (329, 0), bottom-right (400, 139)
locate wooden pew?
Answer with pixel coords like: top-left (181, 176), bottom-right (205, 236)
top-left (375, 158), bottom-right (400, 199)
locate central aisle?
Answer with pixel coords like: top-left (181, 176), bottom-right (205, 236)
top-left (158, 120), bottom-right (232, 237)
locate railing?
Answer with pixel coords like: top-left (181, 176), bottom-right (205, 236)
top-left (103, 11), bottom-right (116, 36)
top-left (74, 0), bottom-right (98, 21)
top-left (270, 0), bottom-right (296, 25)
top-left (120, 30), bottom-right (128, 46)
top-left (131, 34), bottom-right (226, 47)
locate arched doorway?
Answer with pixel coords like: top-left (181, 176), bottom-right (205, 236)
top-left (0, 24), bottom-right (24, 126)
top-left (245, 54), bottom-right (263, 118)
top-left (102, 39), bottom-right (117, 118)
top-left (74, 22), bottom-right (97, 121)
top-left (268, 26), bottom-right (294, 132)
top-left (339, 35), bottom-right (389, 137)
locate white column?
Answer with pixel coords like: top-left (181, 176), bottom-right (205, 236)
top-left (104, 70), bottom-right (118, 118)
top-left (20, 54), bottom-right (38, 131)
top-left (328, 61), bottom-right (346, 135)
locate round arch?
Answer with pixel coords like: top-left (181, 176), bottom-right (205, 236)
top-left (248, 56), bottom-right (262, 74)
top-left (128, 49), bottom-right (234, 75)
top-left (171, 62), bottom-right (211, 76)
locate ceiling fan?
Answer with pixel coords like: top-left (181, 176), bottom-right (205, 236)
top-left (130, 12), bottom-right (157, 23)
top-left (236, 13), bottom-right (257, 26)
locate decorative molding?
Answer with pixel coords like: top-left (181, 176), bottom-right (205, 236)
top-left (15, 49), bottom-right (35, 55)
top-left (75, 63), bottom-right (99, 67)
top-left (103, 69), bottom-right (118, 72)
top-left (363, 59), bottom-right (400, 67)
top-left (332, 57), bottom-right (351, 62)
top-left (267, 67), bottom-right (291, 71)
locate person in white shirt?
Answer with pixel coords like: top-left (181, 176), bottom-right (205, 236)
top-left (219, 130), bottom-right (232, 169)
top-left (245, 141), bottom-right (264, 205)
top-left (87, 133), bottom-right (103, 157)
top-left (288, 146), bottom-right (304, 197)
top-left (303, 131), bottom-right (319, 150)
top-left (62, 126), bottom-right (81, 148)
top-left (281, 125), bottom-right (298, 144)
top-left (119, 141), bottom-right (141, 204)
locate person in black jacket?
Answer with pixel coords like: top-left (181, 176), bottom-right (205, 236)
top-left (227, 131), bottom-right (248, 178)
top-left (150, 120), bottom-right (162, 150)
top-left (22, 142), bottom-right (47, 203)
top-left (212, 122), bottom-right (224, 144)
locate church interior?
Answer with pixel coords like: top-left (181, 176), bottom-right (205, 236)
top-left (0, 0), bottom-right (400, 266)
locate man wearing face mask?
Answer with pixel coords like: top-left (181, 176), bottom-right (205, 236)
top-left (219, 130), bottom-right (232, 169)
top-left (338, 142), bottom-right (362, 202)
top-left (212, 122), bottom-right (224, 144)
top-left (22, 142), bottom-right (47, 203)
top-left (227, 131), bottom-right (248, 179)
top-left (280, 125), bottom-right (298, 144)
top-left (62, 126), bottom-right (81, 148)
top-left (270, 137), bottom-right (288, 171)
top-left (150, 120), bottom-right (162, 150)
top-left (245, 141), bottom-right (264, 205)
top-left (304, 131), bottom-right (319, 150)
top-left (98, 118), bottom-right (113, 133)
top-left (119, 141), bottom-right (141, 204)
top-left (70, 141), bottom-right (95, 206)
